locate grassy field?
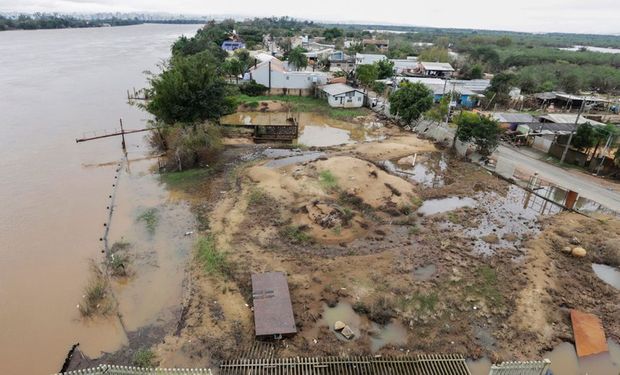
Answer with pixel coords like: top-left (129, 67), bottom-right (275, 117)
top-left (235, 94), bottom-right (371, 121)
top-left (160, 168), bottom-right (213, 190)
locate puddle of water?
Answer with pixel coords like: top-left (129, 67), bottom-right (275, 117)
top-left (413, 264), bottom-right (437, 281)
top-left (466, 357), bottom-right (492, 375)
top-left (544, 340), bottom-right (620, 375)
top-left (469, 340), bottom-right (620, 375)
top-left (221, 111), bottom-right (383, 147)
top-left (532, 185), bottom-right (611, 215)
top-left (321, 302), bottom-right (362, 341)
top-left (463, 186), bottom-right (543, 256)
top-left (263, 149), bottom-right (326, 168)
top-left (418, 196), bottom-right (476, 216)
top-left (381, 153), bottom-right (447, 188)
top-left (369, 321), bottom-right (408, 352)
top-left (592, 263), bottom-right (620, 289)
top-left (320, 302), bottom-right (408, 351)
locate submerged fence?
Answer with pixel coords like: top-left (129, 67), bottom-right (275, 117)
top-left (54, 365), bottom-right (212, 375)
top-left (219, 354), bottom-right (472, 375)
top-left (489, 359), bottom-right (551, 375)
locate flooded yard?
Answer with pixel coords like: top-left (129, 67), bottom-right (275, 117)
top-left (220, 111), bottom-right (384, 147)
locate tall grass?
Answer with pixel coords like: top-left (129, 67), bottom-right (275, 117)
top-left (79, 263), bottom-right (115, 317)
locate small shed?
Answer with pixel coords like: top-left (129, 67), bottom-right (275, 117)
top-left (252, 272), bottom-right (297, 339)
top-left (321, 83), bottom-right (365, 108)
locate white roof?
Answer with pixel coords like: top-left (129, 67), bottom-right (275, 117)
top-left (391, 58), bottom-right (418, 69)
top-left (251, 52), bottom-right (276, 63)
top-left (419, 62), bottom-right (455, 72)
top-left (355, 53), bottom-right (387, 65)
top-left (397, 77), bottom-right (445, 85)
top-left (322, 83), bottom-right (363, 96)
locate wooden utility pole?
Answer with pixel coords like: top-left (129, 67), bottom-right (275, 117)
top-left (560, 100), bottom-right (586, 164)
top-left (75, 118), bottom-right (154, 147)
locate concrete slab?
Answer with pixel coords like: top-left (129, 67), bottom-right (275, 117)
top-left (571, 309), bottom-right (608, 357)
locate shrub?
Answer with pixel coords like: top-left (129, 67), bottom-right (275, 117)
top-left (239, 80), bottom-right (268, 96)
top-left (133, 348), bottom-right (156, 367)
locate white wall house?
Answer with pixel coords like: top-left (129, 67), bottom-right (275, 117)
top-left (321, 83), bottom-right (365, 108)
top-left (245, 58), bottom-right (329, 96)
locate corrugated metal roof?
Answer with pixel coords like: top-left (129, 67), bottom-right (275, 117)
top-left (451, 79), bottom-right (491, 93)
top-left (322, 83), bottom-right (361, 96)
top-left (252, 272), bottom-right (296, 337)
top-left (420, 62), bottom-right (454, 71)
top-left (491, 112), bottom-right (536, 123)
top-left (426, 84), bottom-right (476, 96)
top-left (540, 114), bottom-right (606, 127)
top-left (526, 122), bottom-right (579, 134)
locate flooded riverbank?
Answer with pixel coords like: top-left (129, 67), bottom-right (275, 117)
top-left (0, 24), bottom-right (200, 374)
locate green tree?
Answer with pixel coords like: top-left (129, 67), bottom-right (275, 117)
top-left (323, 27), bottom-right (343, 41)
top-left (389, 82), bottom-right (434, 125)
top-left (287, 46), bottom-right (308, 71)
top-left (375, 59), bottom-right (395, 79)
top-left (425, 95), bottom-right (450, 124)
top-left (571, 123), bottom-right (597, 151)
top-left (590, 123), bottom-right (619, 162)
top-left (496, 37), bottom-right (513, 47)
top-left (234, 49), bottom-right (252, 73)
top-left (222, 57), bottom-right (243, 83)
top-left (372, 81), bottom-right (387, 96)
top-left (145, 52), bottom-right (236, 125)
top-left (356, 64), bottom-right (379, 87)
top-left (419, 47), bottom-right (450, 62)
top-left (486, 72), bottom-right (516, 106)
top-left (456, 112), bottom-right (503, 155)
top-left (470, 46), bottom-right (501, 71)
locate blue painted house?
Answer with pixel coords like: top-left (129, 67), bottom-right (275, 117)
top-left (221, 40), bottom-right (246, 52)
top-left (428, 84), bottom-right (479, 108)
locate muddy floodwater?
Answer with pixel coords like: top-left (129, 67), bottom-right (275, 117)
top-left (0, 24), bottom-right (201, 375)
top-left (220, 111), bottom-right (384, 146)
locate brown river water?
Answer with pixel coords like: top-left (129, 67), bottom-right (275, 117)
top-left (0, 24), bottom-right (200, 375)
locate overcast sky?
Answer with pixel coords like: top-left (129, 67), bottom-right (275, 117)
top-left (2, 0), bottom-right (619, 34)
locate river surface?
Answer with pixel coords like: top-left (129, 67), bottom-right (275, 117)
top-left (0, 24), bottom-right (201, 375)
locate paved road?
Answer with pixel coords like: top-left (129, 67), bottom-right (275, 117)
top-left (496, 145), bottom-right (620, 212)
top-left (366, 93), bottom-right (620, 212)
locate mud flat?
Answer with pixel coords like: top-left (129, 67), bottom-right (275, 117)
top-left (109, 120), bottom-right (620, 373)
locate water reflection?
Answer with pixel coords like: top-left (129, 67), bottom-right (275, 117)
top-left (592, 263), bottom-right (620, 289)
top-left (220, 111), bottom-right (383, 147)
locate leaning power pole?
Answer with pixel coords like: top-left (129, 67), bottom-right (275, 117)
top-left (560, 100), bottom-right (586, 164)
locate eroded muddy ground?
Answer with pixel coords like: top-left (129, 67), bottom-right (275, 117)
top-left (140, 121), bottom-right (620, 373)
